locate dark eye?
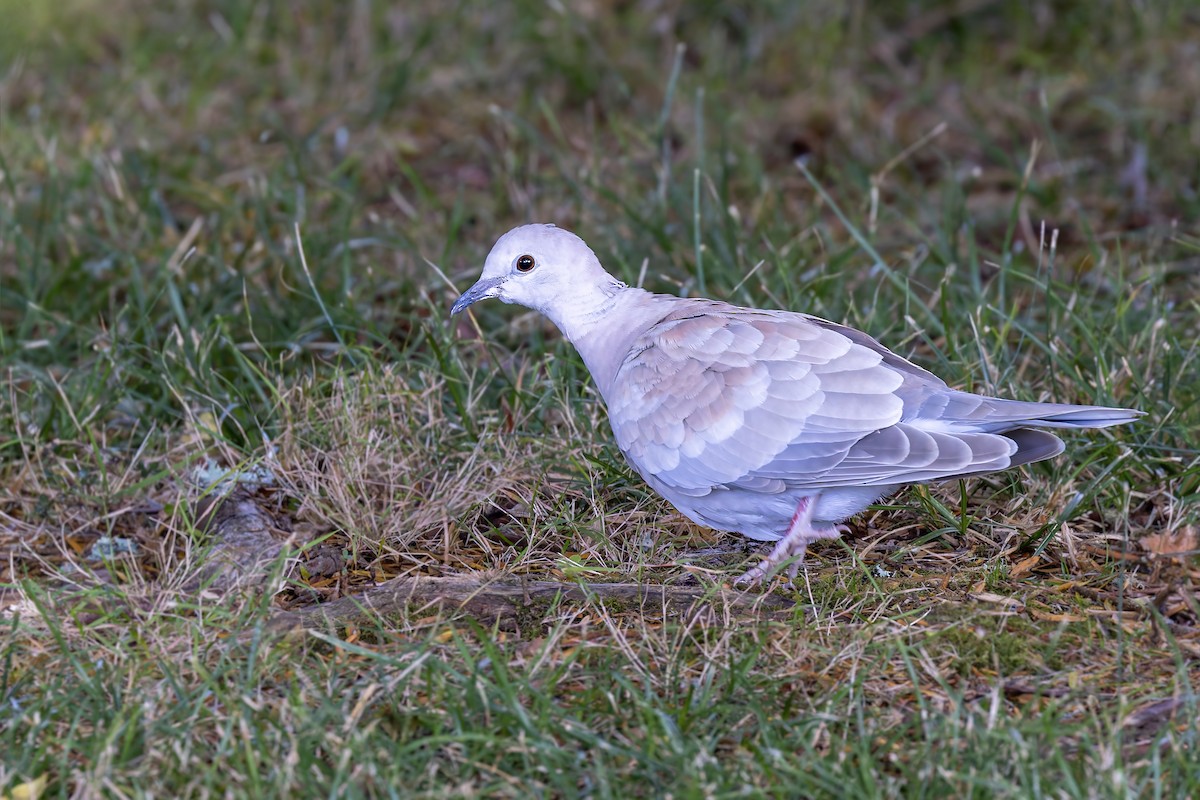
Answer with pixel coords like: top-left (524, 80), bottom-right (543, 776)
top-left (515, 254), bottom-right (536, 273)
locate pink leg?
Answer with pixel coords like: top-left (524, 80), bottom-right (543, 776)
top-left (733, 496), bottom-right (847, 590)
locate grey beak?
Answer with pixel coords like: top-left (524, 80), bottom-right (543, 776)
top-left (450, 276), bottom-right (504, 315)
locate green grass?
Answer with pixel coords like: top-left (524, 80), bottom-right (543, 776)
top-left (3, 1), bottom-right (1199, 797)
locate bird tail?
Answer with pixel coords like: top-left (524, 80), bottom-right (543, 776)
top-left (1004, 428), bottom-right (1066, 468)
top-left (949, 399), bottom-right (1140, 473)
top-left (1000, 403), bottom-right (1143, 430)
top-left (966, 398), bottom-right (1143, 433)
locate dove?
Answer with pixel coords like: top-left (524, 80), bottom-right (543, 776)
top-left (451, 224), bottom-right (1141, 588)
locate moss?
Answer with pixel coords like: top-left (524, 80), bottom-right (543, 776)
top-left (929, 615), bottom-right (1044, 676)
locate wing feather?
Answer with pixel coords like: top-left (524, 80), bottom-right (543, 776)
top-left (604, 302), bottom-right (1120, 498)
top-left (607, 308), bottom-right (908, 492)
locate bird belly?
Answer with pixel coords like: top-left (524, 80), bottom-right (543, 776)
top-left (644, 475), bottom-right (893, 542)
top-left (812, 486), bottom-right (895, 523)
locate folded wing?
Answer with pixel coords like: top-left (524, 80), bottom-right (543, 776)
top-left (606, 303), bottom-right (1134, 497)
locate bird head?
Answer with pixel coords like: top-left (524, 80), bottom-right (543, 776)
top-left (451, 224), bottom-right (618, 318)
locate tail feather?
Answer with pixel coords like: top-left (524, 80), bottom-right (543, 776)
top-left (931, 428), bottom-right (1067, 482)
top-left (1008, 405), bottom-right (1143, 430)
top-left (1005, 428), bottom-right (1067, 468)
top-left (975, 399), bottom-right (1143, 432)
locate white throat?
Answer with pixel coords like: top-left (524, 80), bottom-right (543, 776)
top-left (555, 285), bottom-right (670, 400)
top-left (541, 278), bottom-right (629, 344)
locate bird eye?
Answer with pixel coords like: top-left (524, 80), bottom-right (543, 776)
top-left (515, 254), bottom-right (536, 273)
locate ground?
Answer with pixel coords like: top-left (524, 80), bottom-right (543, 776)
top-left (1, 1), bottom-right (1198, 797)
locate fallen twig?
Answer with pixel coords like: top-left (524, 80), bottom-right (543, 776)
top-left (270, 574), bottom-right (797, 634)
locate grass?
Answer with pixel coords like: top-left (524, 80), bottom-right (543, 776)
top-left (2, 0), bottom-right (1199, 796)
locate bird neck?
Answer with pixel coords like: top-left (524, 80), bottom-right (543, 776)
top-left (564, 286), bottom-right (670, 400)
top-left (544, 278), bottom-right (631, 344)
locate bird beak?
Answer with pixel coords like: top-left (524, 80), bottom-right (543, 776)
top-left (450, 276), bottom-right (504, 315)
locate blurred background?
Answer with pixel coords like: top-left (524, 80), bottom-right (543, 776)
top-left (3, 1), bottom-right (1195, 384)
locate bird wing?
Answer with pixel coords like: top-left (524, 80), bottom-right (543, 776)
top-left (606, 303), bottom-right (1028, 495)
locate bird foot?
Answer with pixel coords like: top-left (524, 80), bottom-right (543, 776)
top-left (733, 503), bottom-right (849, 590)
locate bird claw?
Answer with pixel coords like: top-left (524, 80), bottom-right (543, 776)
top-left (811, 523), bottom-right (850, 540)
top-left (732, 566), bottom-right (768, 589)
top-left (732, 571), bottom-right (798, 593)
top-left (732, 557), bottom-right (801, 591)
top-left (733, 498), bottom-right (847, 591)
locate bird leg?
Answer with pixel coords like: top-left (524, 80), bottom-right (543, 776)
top-left (733, 496), bottom-right (847, 590)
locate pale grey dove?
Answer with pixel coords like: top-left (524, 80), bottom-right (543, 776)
top-left (452, 224), bottom-right (1141, 588)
